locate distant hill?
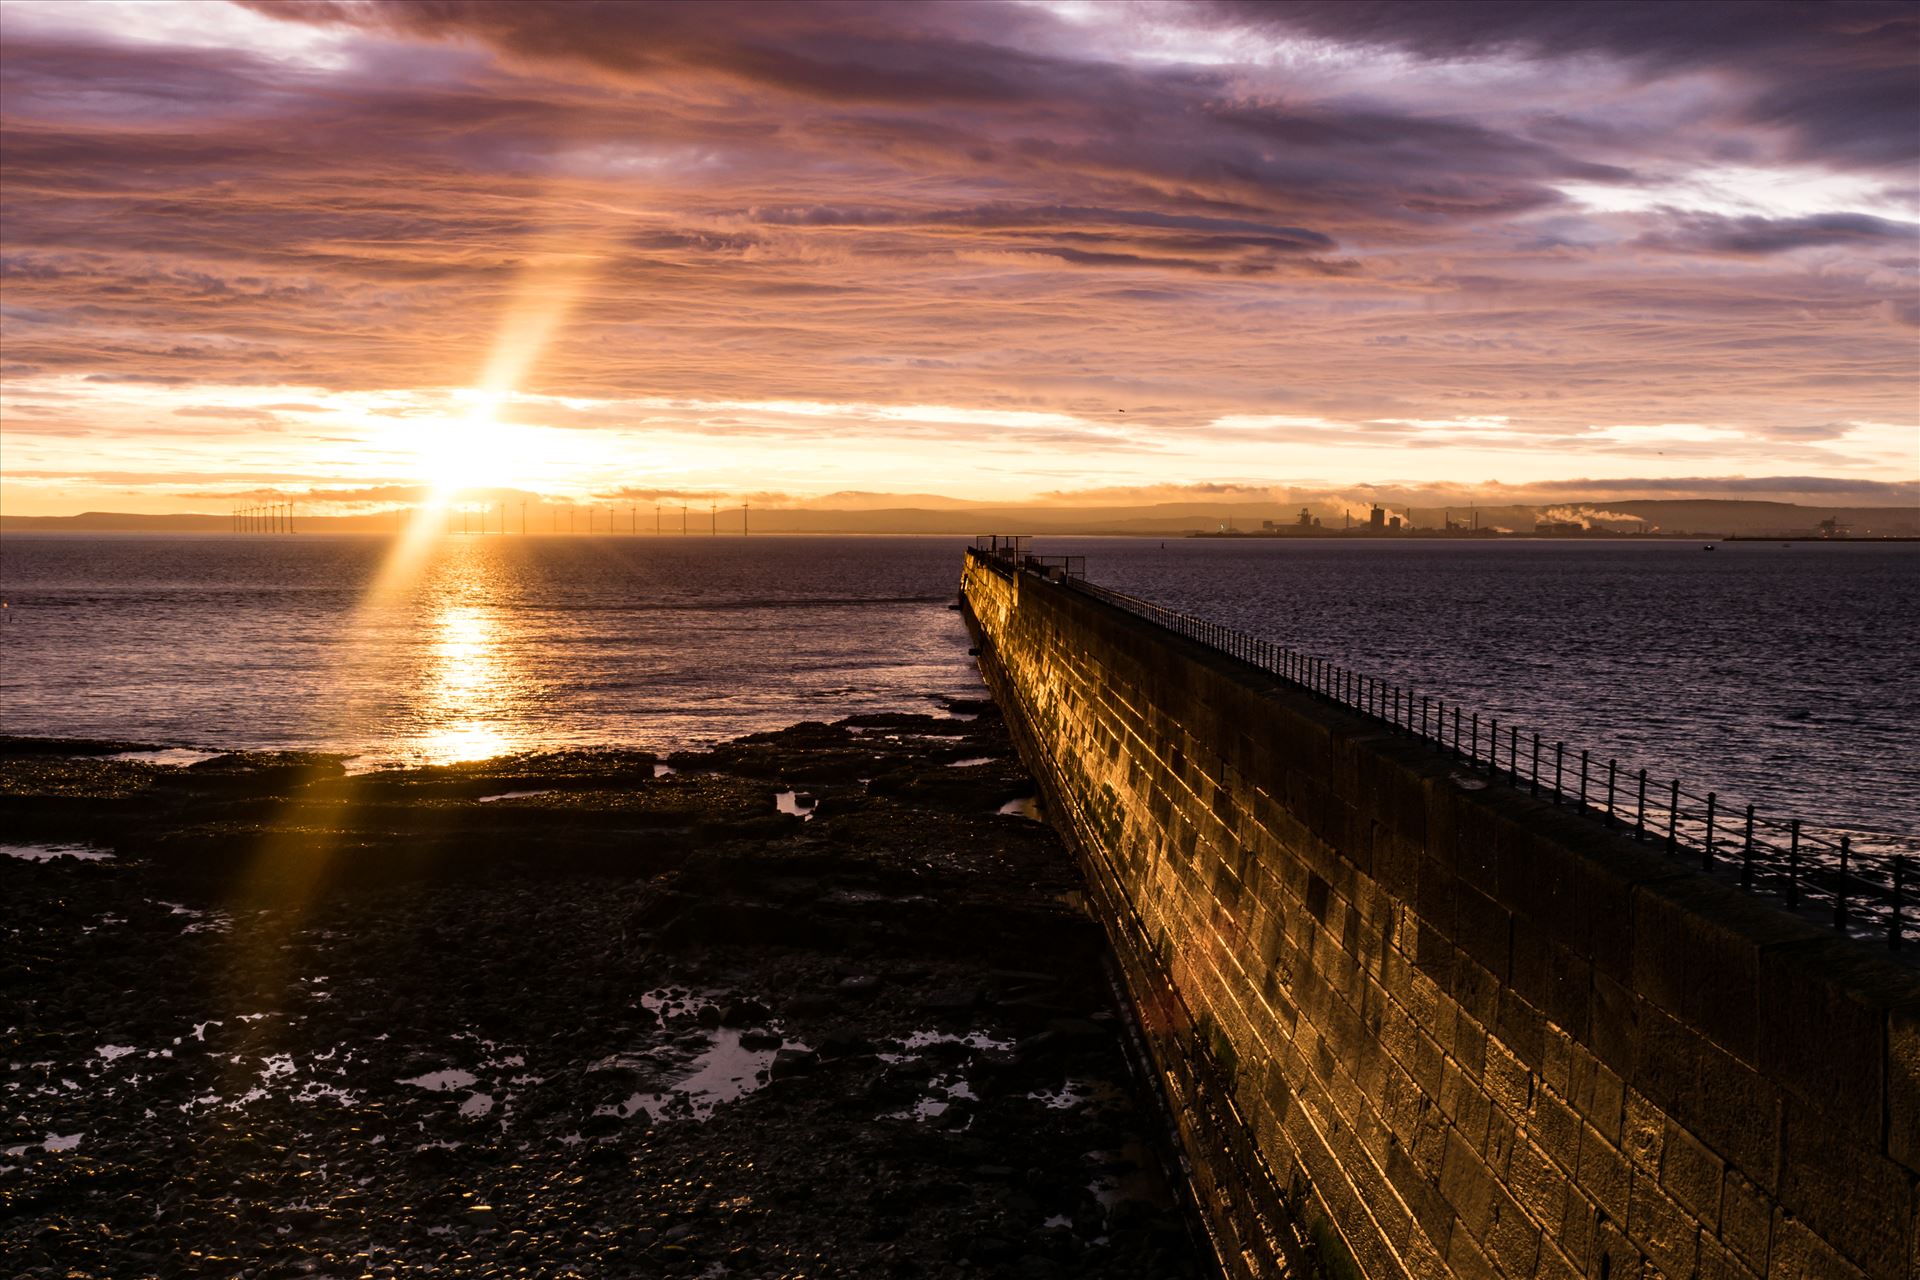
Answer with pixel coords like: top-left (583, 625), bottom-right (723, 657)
top-left (4, 499), bottom-right (1915, 537)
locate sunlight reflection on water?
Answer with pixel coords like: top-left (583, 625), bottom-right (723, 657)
top-left (0, 535), bottom-right (981, 769)
top-left (416, 605), bottom-right (521, 763)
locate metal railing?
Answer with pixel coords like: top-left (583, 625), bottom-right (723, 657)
top-left (968, 548), bottom-right (1914, 953)
top-left (969, 536), bottom-right (1084, 581)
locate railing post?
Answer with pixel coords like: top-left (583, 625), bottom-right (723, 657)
top-left (1834, 836), bottom-right (1850, 931)
top-left (1509, 726), bottom-right (1518, 783)
top-left (1892, 858), bottom-right (1907, 951)
top-left (1787, 820), bottom-right (1800, 908)
top-left (1665, 779), bottom-right (1679, 854)
top-left (1489, 718), bottom-right (1499, 776)
top-left (1741, 805), bottom-right (1754, 889)
top-left (1702, 793), bottom-right (1716, 870)
top-left (1553, 742), bottom-right (1563, 803)
top-left (1471, 714), bottom-right (1479, 766)
top-left (1453, 707), bottom-right (1461, 759)
top-left (1635, 768), bottom-right (1647, 840)
top-left (1605, 758), bottom-right (1616, 824)
top-left (1531, 734), bottom-right (1540, 797)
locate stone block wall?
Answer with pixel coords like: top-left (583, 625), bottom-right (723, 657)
top-left (961, 552), bottom-right (1919, 1280)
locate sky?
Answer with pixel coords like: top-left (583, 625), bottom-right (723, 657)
top-left (1, 0), bottom-right (1916, 516)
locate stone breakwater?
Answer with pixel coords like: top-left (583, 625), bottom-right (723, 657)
top-left (0, 708), bottom-right (1210, 1279)
top-left (961, 550), bottom-right (1920, 1280)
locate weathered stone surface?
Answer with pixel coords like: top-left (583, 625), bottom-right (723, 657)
top-left (1776, 1097), bottom-right (1914, 1280)
top-left (960, 552), bottom-right (1920, 1280)
top-left (1696, 1232), bottom-right (1761, 1280)
top-left (1888, 1005), bottom-right (1920, 1175)
top-left (1659, 1122), bottom-right (1724, 1230)
top-left (1627, 1170), bottom-right (1698, 1279)
top-left (1718, 1168), bottom-right (1774, 1277)
top-left (1767, 1209), bottom-right (1867, 1280)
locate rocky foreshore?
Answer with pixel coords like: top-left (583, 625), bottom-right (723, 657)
top-left (1, 704), bottom-right (1210, 1278)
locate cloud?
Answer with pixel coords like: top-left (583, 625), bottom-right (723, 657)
top-left (0, 0), bottom-right (1912, 514)
top-left (172, 404), bottom-right (283, 423)
top-left (1635, 211), bottom-right (1919, 255)
top-left (173, 483), bottom-right (432, 504)
top-left (1515, 474), bottom-right (1920, 503)
top-left (596, 486), bottom-right (797, 505)
top-left (1199, 0), bottom-right (1920, 164)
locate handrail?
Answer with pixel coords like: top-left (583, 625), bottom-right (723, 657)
top-left (966, 547), bottom-right (1914, 952)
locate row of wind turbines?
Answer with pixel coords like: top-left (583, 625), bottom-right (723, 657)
top-left (228, 501), bottom-right (754, 535)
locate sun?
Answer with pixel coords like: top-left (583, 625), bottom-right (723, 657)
top-left (416, 395), bottom-right (541, 499)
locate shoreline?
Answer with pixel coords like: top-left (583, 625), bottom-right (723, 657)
top-left (1, 709), bottom-right (1214, 1278)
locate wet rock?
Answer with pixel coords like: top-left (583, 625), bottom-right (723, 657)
top-left (818, 1033), bottom-right (875, 1060)
top-left (0, 712), bottom-right (1208, 1278)
top-left (719, 999), bottom-right (770, 1027)
top-left (769, 1048), bottom-right (818, 1079)
top-left (920, 987), bottom-right (981, 1013)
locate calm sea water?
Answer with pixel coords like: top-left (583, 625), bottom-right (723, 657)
top-left (1046, 537), bottom-right (1919, 849)
top-left (2, 533), bottom-right (1914, 844)
top-left (0, 534), bottom-right (982, 768)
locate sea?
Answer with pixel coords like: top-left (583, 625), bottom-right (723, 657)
top-left (2, 533), bottom-right (1915, 850)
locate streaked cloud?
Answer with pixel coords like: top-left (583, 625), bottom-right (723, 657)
top-left (0, 0), bottom-right (1914, 514)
